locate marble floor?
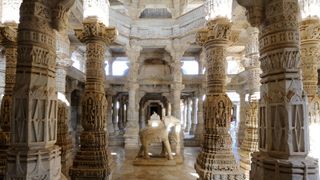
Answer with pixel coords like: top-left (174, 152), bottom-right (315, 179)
top-left (111, 146), bottom-right (201, 180)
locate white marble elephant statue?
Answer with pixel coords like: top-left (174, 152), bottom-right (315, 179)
top-left (137, 113), bottom-right (180, 160)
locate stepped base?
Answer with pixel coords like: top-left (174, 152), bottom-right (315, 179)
top-left (250, 153), bottom-right (319, 180)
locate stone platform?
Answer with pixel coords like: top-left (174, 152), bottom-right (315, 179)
top-left (133, 154), bottom-right (184, 166)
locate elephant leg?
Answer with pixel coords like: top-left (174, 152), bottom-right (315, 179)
top-left (138, 145), bottom-right (144, 157)
top-left (144, 142), bottom-right (150, 159)
top-left (164, 139), bottom-right (173, 160)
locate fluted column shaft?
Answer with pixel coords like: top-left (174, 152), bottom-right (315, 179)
top-left (0, 25), bottom-right (17, 179)
top-left (194, 18), bottom-right (244, 180)
top-left (69, 19), bottom-right (116, 179)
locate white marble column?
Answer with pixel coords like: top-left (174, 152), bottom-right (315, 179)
top-left (124, 42), bottom-right (141, 148)
top-left (189, 97), bottom-right (198, 135)
top-left (237, 92), bottom-right (246, 147)
top-left (125, 82), bottom-right (139, 148)
top-left (194, 93), bottom-right (204, 144)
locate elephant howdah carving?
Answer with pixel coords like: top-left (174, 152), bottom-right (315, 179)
top-left (137, 112), bottom-right (181, 160)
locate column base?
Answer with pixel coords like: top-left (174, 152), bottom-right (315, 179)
top-left (250, 153), bottom-right (319, 180)
top-left (6, 145), bottom-right (62, 180)
top-left (239, 150), bottom-right (253, 180)
top-left (189, 123), bottom-right (196, 135)
top-left (195, 151), bottom-right (245, 180)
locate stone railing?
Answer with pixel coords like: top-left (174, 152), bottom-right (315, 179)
top-left (182, 74), bottom-right (205, 84)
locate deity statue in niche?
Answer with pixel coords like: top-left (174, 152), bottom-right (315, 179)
top-left (216, 100), bottom-right (226, 127)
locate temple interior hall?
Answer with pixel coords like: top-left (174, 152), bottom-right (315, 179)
top-left (0, 0), bottom-right (320, 180)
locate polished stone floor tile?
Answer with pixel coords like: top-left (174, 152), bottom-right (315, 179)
top-left (111, 147), bottom-right (201, 180)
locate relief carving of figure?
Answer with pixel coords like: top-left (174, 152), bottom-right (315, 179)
top-left (216, 101), bottom-right (226, 127)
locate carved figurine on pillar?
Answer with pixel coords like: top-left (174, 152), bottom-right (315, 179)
top-left (237, 0), bottom-right (319, 179)
top-left (69, 18), bottom-right (117, 179)
top-left (194, 16), bottom-right (245, 179)
top-left (0, 25), bottom-right (17, 179)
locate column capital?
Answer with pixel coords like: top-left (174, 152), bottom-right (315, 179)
top-left (0, 26), bottom-right (17, 47)
top-left (75, 19), bottom-right (117, 45)
top-left (196, 18), bottom-right (232, 47)
top-left (300, 18), bottom-right (320, 42)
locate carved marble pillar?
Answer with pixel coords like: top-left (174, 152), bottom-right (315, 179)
top-left (194, 18), bottom-right (245, 179)
top-left (194, 93), bottom-right (204, 144)
top-left (237, 0), bottom-right (319, 179)
top-left (118, 98), bottom-right (124, 133)
top-left (6, 0), bottom-right (74, 178)
top-left (300, 18), bottom-right (320, 124)
top-left (124, 43), bottom-right (141, 148)
top-left (111, 97), bottom-right (118, 134)
top-left (237, 92), bottom-right (246, 147)
top-left (239, 100), bottom-right (259, 179)
top-left (69, 19), bottom-right (116, 180)
top-left (0, 25), bottom-right (17, 179)
top-left (190, 97), bottom-right (198, 135)
top-left (55, 30), bottom-right (74, 177)
top-left (238, 26), bottom-right (261, 179)
top-left (106, 95), bottom-right (113, 136)
top-left (185, 98), bottom-right (191, 133)
top-left (170, 72), bottom-right (184, 120)
top-left (125, 82), bottom-right (139, 148)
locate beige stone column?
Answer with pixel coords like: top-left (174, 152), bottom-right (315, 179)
top-left (106, 95), bottom-right (113, 135)
top-left (0, 25), bottom-right (17, 179)
top-left (111, 97), bottom-right (118, 134)
top-left (6, 0), bottom-right (74, 179)
top-left (194, 92), bottom-right (204, 144)
top-left (190, 97), bottom-right (198, 135)
top-left (170, 69), bottom-right (184, 120)
top-left (55, 29), bottom-right (74, 177)
top-left (124, 42), bottom-right (141, 148)
top-left (237, 0), bottom-right (319, 179)
top-left (194, 18), bottom-right (244, 179)
top-left (237, 92), bottom-right (246, 147)
top-left (69, 19), bottom-right (116, 179)
top-left (185, 98), bottom-right (191, 133)
top-left (125, 82), bottom-right (139, 148)
top-left (239, 100), bottom-right (259, 179)
top-left (300, 18), bottom-right (320, 124)
top-left (238, 27), bottom-right (260, 180)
